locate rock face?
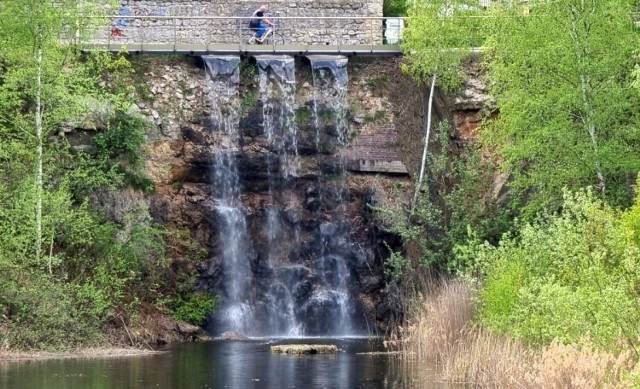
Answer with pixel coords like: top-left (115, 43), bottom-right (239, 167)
top-left (134, 56), bottom-right (414, 337)
top-left (77, 55), bottom-right (494, 337)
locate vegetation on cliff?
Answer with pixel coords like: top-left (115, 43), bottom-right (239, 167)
top-left (392, 0), bottom-right (640, 384)
top-left (0, 1), bottom-right (213, 350)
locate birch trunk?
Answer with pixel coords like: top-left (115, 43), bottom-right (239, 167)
top-left (35, 31), bottom-right (43, 264)
top-left (570, 1), bottom-right (605, 195)
top-left (412, 73), bottom-right (437, 213)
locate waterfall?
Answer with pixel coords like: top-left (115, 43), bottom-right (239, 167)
top-left (203, 55), bottom-right (253, 334)
top-left (203, 55), bottom-right (365, 337)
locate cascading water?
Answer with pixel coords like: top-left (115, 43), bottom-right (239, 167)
top-left (256, 56), bottom-right (302, 336)
top-left (310, 56), bottom-right (350, 151)
top-left (305, 56), bottom-right (355, 335)
top-left (203, 56), bottom-right (253, 334)
top-left (203, 55), bottom-right (367, 337)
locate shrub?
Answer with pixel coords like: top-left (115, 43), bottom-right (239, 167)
top-left (0, 269), bottom-right (105, 350)
top-left (171, 292), bottom-right (217, 326)
top-left (465, 189), bottom-right (640, 351)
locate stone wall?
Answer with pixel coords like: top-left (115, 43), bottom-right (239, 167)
top-left (104, 0), bottom-right (384, 45)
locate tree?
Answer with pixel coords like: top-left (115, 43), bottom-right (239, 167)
top-left (484, 0), bottom-right (640, 214)
top-left (401, 0), bottom-right (486, 212)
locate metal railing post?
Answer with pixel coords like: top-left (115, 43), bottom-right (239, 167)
top-left (173, 16), bottom-right (177, 51)
top-left (238, 17), bottom-right (242, 51)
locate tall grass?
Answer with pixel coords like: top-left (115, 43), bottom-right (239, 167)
top-left (388, 276), bottom-right (639, 388)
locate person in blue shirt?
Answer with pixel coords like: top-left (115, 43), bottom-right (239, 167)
top-left (110, 6), bottom-right (132, 37)
top-left (248, 5), bottom-right (274, 43)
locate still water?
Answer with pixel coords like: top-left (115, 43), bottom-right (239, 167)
top-left (0, 338), bottom-right (452, 389)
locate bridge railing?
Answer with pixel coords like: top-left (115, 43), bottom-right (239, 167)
top-left (71, 16), bottom-right (406, 50)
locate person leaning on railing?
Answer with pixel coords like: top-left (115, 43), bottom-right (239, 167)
top-left (249, 5), bottom-right (274, 43)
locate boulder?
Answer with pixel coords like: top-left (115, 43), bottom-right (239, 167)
top-left (270, 344), bottom-right (339, 354)
top-left (220, 331), bottom-right (250, 340)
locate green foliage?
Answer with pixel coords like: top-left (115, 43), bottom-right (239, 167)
top-left (479, 258), bottom-right (525, 334)
top-left (94, 110), bottom-right (147, 166)
top-left (384, 0), bottom-right (409, 17)
top-left (401, 0), bottom-right (487, 89)
top-left (239, 90), bottom-right (258, 117)
top-left (170, 292), bottom-right (217, 326)
top-left (384, 244), bottom-right (412, 281)
top-left (483, 0), bottom-right (640, 215)
top-left (239, 58), bottom-right (258, 81)
top-left (0, 205), bottom-right (167, 350)
top-left (367, 74), bottom-right (391, 90)
top-left (0, 269), bottom-right (105, 350)
top-left (0, 1), bottom-right (170, 350)
top-left (364, 110), bottom-right (387, 123)
top-left (465, 189), bottom-right (640, 351)
top-left (91, 109), bottom-right (153, 192)
top-left (376, 121), bottom-right (511, 271)
top-left (295, 107), bottom-right (313, 125)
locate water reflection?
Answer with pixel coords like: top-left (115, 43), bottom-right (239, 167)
top-left (0, 339), bottom-right (459, 388)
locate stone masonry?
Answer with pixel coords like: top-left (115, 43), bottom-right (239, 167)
top-left (103, 0), bottom-right (384, 45)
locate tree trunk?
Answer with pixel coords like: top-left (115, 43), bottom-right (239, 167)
top-left (569, 1), bottom-right (605, 195)
top-left (35, 31), bottom-right (43, 264)
top-left (411, 73), bottom-right (437, 213)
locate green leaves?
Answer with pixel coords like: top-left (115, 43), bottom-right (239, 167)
top-left (0, 1), bottom-right (175, 350)
top-left (483, 0), bottom-right (640, 214)
top-left (468, 189), bottom-right (640, 351)
top-left (401, 0), bottom-right (487, 89)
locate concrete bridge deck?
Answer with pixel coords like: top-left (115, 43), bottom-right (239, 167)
top-left (81, 43), bottom-right (402, 56)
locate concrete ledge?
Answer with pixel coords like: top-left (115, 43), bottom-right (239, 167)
top-left (270, 344), bottom-right (339, 354)
top-left (80, 43), bottom-right (402, 56)
top-left (346, 159), bottom-right (408, 174)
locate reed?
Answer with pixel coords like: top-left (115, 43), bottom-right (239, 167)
top-left (390, 276), bottom-right (639, 388)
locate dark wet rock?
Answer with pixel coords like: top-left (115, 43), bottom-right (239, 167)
top-left (319, 221), bottom-right (347, 238)
top-left (237, 153), bottom-right (275, 181)
top-left (305, 184), bottom-right (320, 197)
top-left (290, 240), bottom-right (323, 262)
top-left (304, 197), bottom-right (321, 212)
top-left (240, 106), bottom-right (264, 137)
top-left (292, 280), bottom-right (313, 300)
top-left (181, 126), bottom-right (205, 143)
top-left (283, 208), bottom-right (301, 225)
top-left (200, 259), bottom-right (223, 279)
top-left (358, 274), bottom-right (385, 293)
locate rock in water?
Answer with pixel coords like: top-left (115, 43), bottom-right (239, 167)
top-left (270, 344), bottom-right (339, 354)
top-left (220, 331), bottom-right (250, 340)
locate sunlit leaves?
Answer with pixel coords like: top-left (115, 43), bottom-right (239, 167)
top-left (483, 0), bottom-right (640, 214)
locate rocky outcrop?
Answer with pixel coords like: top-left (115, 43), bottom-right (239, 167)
top-left (63, 53), bottom-right (496, 337)
top-left (107, 312), bottom-right (209, 347)
top-left (453, 56), bottom-right (493, 141)
top-left (132, 56), bottom-right (413, 335)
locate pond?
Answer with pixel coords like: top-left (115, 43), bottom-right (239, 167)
top-left (0, 338), bottom-right (455, 388)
